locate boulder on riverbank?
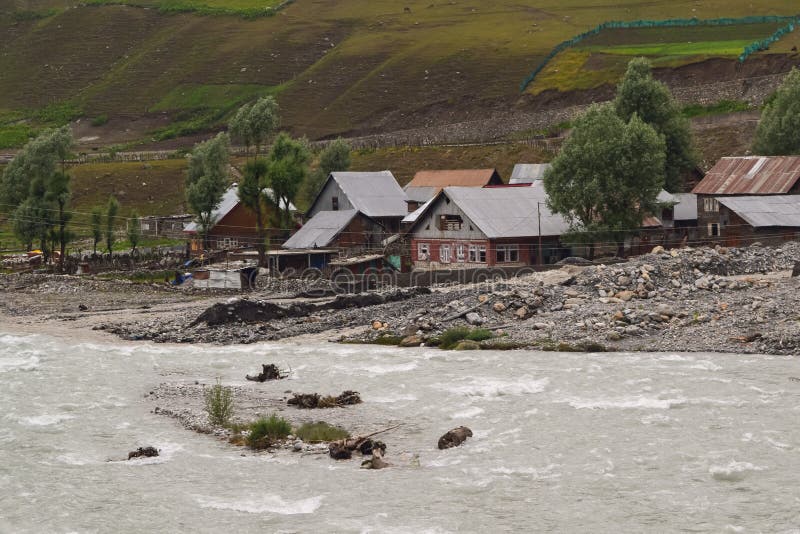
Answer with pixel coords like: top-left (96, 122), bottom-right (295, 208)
top-left (438, 426), bottom-right (473, 449)
top-left (128, 446), bottom-right (159, 460)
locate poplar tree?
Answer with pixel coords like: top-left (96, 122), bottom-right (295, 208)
top-left (267, 133), bottom-right (310, 228)
top-left (186, 133), bottom-right (230, 249)
top-left (105, 196), bottom-right (119, 256)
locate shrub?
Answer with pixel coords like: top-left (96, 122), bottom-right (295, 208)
top-left (465, 328), bottom-right (493, 342)
top-left (247, 414), bottom-right (291, 449)
top-left (373, 334), bottom-right (403, 346)
top-left (91, 114), bottom-right (109, 127)
top-left (294, 421), bottom-right (349, 442)
top-left (438, 327), bottom-right (470, 349)
top-left (204, 379), bottom-right (234, 427)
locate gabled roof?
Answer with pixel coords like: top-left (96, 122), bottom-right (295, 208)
top-left (402, 196), bottom-right (434, 225)
top-left (311, 171), bottom-right (407, 218)
top-left (410, 185), bottom-right (569, 239)
top-left (692, 156), bottom-right (800, 195)
top-left (672, 193), bottom-right (698, 221)
top-left (282, 210), bottom-right (358, 249)
top-left (716, 195), bottom-right (800, 227)
top-left (509, 163), bottom-right (551, 184)
top-left (406, 169), bottom-right (502, 189)
top-left (184, 184), bottom-right (294, 233)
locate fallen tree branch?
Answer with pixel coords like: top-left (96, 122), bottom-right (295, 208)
top-left (442, 300), bottom-right (491, 322)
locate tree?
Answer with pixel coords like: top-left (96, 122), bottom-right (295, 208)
top-left (248, 96), bottom-right (280, 157)
top-left (544, 103), bottom-right (666, 259)
top-left (127, 210), bottom-right (141, 254)
top-left (228, 96), bottom-right (279, 158)
top-left (105, 196), bottom-right (119, 256)
top-left (186, 133), bottom-right (230, 250)
top-left (267, 133), bottom-right (310, 228)
top-left (299, 138), bottom-right (351, 208)
top-left (90, 207), bottom-right (103, 255)
top-left (238, 158), bottom-right (270, 266)
top-left (1, 126), bottom-right (73, 263)
top-left (753, 68), bottom-right (800, 155)
top-left (614, 57), bottom-right (694, 192)
top-left (47, 171), bottom-right (72, 272)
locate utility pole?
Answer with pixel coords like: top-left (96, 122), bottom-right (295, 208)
top-left (537, 201), bottom-right (543, 266)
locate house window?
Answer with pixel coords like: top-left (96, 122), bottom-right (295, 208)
top-left (468, 245), bottom-right (478, 262)
top-left (440, 244), bottom-right (451, 263)
top-left (418, 243), bottom-right (430, 260)
top-left (141, 222), bottom-right (150, 231)
top-left (703, 198), bottom-right (719, 212)
top-left (332, 196), bottom-right (339, 211)
top-left (479, 245), bottom-right (486, 263)
top-left (439, 214), bottom-right (463, 231)
top-left (496, 245), bottom-right (519, 263)
top-left (455, 244), bottom-right (465, 262)
top-left (708, 223), bottom-right (720, 237)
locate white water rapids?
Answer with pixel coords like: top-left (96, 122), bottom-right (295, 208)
top-left (1, 328), bottom-right (799, 532)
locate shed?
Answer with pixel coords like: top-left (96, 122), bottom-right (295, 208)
top-left (509, 163), bottom-right (551, 185)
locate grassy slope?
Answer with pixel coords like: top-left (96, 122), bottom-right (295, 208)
top-left (1, 0), bottom-right (798, 147)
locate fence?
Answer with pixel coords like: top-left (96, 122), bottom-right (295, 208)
top-left (520, 15), bottom-right (800, 92)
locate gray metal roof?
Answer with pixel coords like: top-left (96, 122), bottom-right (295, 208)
top-left (184, 184), bottom-right (294, 233)
top-left (282, 209), bottom-right (358, 249)
top-left (329, 171), bottom-right (407, 218)
top-left (509, 163), bottom-right (552, 184)
top-left (656, 190), bottom-right (676, 204)
top-left (402, 197), bottom-right (434, 225)
top-left (440, 185), bottom-right (570, 238)
top-left (404, 186), bottom-right (439, 203)
top-left (672, 193), bottom-right (698, 221)
top-left (716, 195), bottom-right (800, 227)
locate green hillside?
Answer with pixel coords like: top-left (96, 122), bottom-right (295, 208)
top-left (1, 0), bottom-right (799, 148)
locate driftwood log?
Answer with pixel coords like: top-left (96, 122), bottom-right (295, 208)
top-left (128, 446), bottom-right (159, 460)
top-left (246, 363), bottom-right (285, 382)
top-left (288, 390), bottom-right (362, 409)
top-left (438, 426), bottom-right (473, 450)
top-left (328, 424), bottom-right (400, 462)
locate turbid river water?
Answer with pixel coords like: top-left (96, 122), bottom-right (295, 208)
top-left (1, 328), bottom-right (799, 533)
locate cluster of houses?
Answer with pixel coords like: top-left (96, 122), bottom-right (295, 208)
top-left (182, 155), bottom-right (800, 275)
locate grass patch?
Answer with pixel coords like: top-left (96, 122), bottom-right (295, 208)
top-left (247, 414), bottom-right (291, 449)
top-left (372, 334), bottom-right (403, 346)
top-left (439, 327), bottom-right (495, 350)
top-left (91, 114), bottom-right (109, 127)
top-left (580, 39), bottom-right (753, 57)
top-left (294, 421), bottom-right (349, 442)
top-left (479, 340), bottom-right (532, 350)
top-left (539, 339), bottom-right (607, 352)
top-left (84, 0), bottom-right (289, 19)
top-left (11, 9), bottom-right (59, 21)
top-left (681, 100), bottom-right (753, 118)
top-left (204, 379), bottom-right (234, 427)
top-left (0, 124), bottom-right (36, 149)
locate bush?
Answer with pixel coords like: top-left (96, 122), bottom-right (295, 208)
top-left (294, 421), bottom-right (349, 442)
top-left (247, 414), bottom-right (292, 449)
top-left (465, 328), bottom-right (493, 342)
top-left (91, 114), bottom-right (109, 127)
top-left (439, 327), bottom-right (470, 349)
top-left (204, 379), bottom-right (234, 427)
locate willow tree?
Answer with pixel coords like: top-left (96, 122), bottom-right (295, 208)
top-left (237, 158), bottom-right (269, 265)
top-left (614, 57), bottom-right (694, 192)
top-left (267, 133), bottom-right (310, 228)
top-left (229, 96), bottom-right (280, 158)
top-left (753, 68), bottom-right (800, 155)
top-left (544, 103), bottom-right (666, 258)
top-left (186, 132), bottom-right (230, 249)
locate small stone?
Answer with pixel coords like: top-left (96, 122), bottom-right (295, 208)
top-left (616, 290), bottom-right (635, 302)
top-left (400, 335), bottom-right (423, 347)
top-left (465, 312), bottom-right (484, 326)
top-left (478, 294), bottom-right (489, 303)
top-left (372, 321), bottom-right (382, 330)
top-left (651, 246), bottom-right (665, 254)
top-left (492, 302), bottom-right (506, 312)
top-left (564, 298), bottom-right (584, 306)
top-left (293, 440), bottom-right (303, 452)
top-left (515, 306), bottom-right (529, 319)
top-left (606, 331), bottom-right (623, 341)
top-left (454, 340), bottom-right (481, 351)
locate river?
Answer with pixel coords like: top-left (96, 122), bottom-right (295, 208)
top-left (1, 328), bottom-right (799, 532)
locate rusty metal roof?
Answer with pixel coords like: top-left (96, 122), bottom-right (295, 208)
top-left (406, 169), bottom-right (502, 189)
top-left (692, 156), bottom-right (800, 195)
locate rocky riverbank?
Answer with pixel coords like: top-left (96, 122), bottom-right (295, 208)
top-left (3, 242), bottom-right (800, 355)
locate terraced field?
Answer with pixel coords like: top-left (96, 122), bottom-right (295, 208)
top-left (1, 0), bottom-right (798, 148)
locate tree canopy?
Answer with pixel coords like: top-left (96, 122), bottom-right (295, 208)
top-left (228, 96), bottom-right (280, 156)
top-left (267, 133), bottom-right (310, 227)
top-left (299, 138), bottom-right (351, 209)
top-left (753, 68), bottom-right (800, 155)
top-left (544, 103), bottom-right (666, 256)
top-left (105, 196), bottom-right (119, 255)
top-left (186, 132), bottom-right (230, 244)
top-left (614, 57), bottom-right (694, 192)
top-left (237, 158), bottom-right (270, 265)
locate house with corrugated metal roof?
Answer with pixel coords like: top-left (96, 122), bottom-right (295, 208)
top-left (509, 163), bottom-right (551, 185)
top-left (284, 171), bottom-right (407, 252)
top-left (184, 184), bottom-right (294, 255)
top-left (403, 169), bottom-right (503, 214)
top-left (404, 184), bottom-right (570, 268)
top-left (691, 156), bottom-right (800, 244)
